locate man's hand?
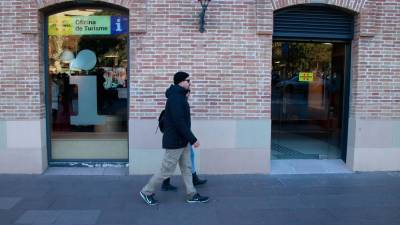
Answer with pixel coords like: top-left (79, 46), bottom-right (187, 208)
top-left (193, 141), bottom-right (200, 148)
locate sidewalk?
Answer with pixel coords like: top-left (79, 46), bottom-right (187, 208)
top-left (0, 171), bottom-right (399, 225)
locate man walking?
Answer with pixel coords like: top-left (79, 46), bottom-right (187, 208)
top-left (161, 90), bottom-right (207, 191)
top-left (140, 71), bottom-right (209, 205)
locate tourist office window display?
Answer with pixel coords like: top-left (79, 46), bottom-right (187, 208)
top-left (47, 8), bottom-right (129, 161)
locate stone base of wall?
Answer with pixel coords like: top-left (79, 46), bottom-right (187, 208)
top-left (129, 119), bottom-right (271, 174)
top-left (348, 147), bottom-right (400, 171)
top-left (129, 148), bottom-right (270, 175)
top-left (347, 117), bottom-right (400, 171)
top-left (0, 120), bottom-right (47, 174)
top-left (0, 148), bottom-right (47, 174)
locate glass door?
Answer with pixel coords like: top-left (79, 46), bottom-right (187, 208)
top-left (47, 8), bottom-right (129, 162)
top-left (271, 41), bottom-right (346, 160)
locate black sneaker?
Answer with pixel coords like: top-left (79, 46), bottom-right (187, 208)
top-left (140, 191), bottom-right (159, 206)
top-left (186, 193), bottom-right (209, 203)
top-left (192, 172), bottom-right (207, 186)
top-left (161, 178), bottom-right (178, 191)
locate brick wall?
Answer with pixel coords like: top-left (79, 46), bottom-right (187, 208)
top-left (0, 0), bottom-right (399, 121)
top-left (130, 0), bottom-right (271, 119)
top-left (0, 0), bottom-right (42, 120)
top-left (352, 0), bottom-right (400, 119)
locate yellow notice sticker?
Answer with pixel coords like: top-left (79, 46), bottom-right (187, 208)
top-left (299, 72), bottom-right (314, 82)
top-left (48, 16), bottom-right (73, 36)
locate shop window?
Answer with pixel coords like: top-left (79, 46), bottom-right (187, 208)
top-left (47, 8), bottom-right (129, 161)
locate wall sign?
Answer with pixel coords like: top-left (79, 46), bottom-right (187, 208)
top-left (48, 15), bottom-right (128, 36)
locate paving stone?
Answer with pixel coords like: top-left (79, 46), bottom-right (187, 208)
top-left (15, 210), bottom-right (60, 225)
top-left (15, 210), bottom-right (100, 225)
top-left (0, 210), bottom-right (25, 225)
top-left (0, 197), bottom-right (22, 210)
top-left (216, 208), bottom-right (335, 225)
top-left (12, 197), bottom-right (54, 211)
top-left (213, 196), bottom-right (305, 211)
top-left (327, 206), bottom-right (400, 225)
top-left (49, 197), bottom-right (124, 210)
top-left (95, 210), bottom-right (138, 224)
top-left (1, 172), bottom-right (400, 225)
top-left (133, 207), bottom-right (218, 225)
top-left (54, 210), bottom-right (101, 224)
top-left (103, 168), bottom-right (128, 176)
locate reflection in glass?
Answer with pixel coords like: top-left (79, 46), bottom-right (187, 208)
top-left (48, 8), bottom-right (128, 160)
top-left (271, 42), bottom-right (345, 160)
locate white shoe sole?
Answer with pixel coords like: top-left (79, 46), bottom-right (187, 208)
top-left (186, 198), bottom-right (209, 203)
top-left (140, 191), bottom-right (158, 206)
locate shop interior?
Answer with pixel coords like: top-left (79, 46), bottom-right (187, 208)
top-left (271, 41), bottom-right (346, 160)
top-left (47, 8), bottom-right (128, 161)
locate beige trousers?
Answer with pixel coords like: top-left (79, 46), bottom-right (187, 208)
top-left (141, 145), bottom-right (196, 197)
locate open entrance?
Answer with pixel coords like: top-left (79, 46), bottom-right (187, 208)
top-left (271, 41), bottom-right (348, 160)
top-left (271, 5), bottom-right (354, 167)
top-left (45, 6), bottom-right (129, 164)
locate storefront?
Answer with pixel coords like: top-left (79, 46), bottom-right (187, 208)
top-left (0, 0), bottom-right (399, 174)
top-left (271, 5), bottom-right (353, 161)
top-left (46, 6), bottom-right (129, 165)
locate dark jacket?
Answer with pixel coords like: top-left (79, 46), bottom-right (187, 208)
top-left (162, 85), bottom-right (197, 149)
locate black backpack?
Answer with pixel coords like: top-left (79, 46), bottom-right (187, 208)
top-left (157, 109), bottom-right (166, 133)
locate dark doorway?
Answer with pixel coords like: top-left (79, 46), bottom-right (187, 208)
top-left (271, 41), bottom-right (348, 160)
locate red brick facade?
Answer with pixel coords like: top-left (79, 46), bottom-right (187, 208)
top-left (351, 0), bottom-right (400, 119)
top-left (0, 0), bottom-right (399, 121)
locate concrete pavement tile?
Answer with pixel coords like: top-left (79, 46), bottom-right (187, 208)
top-left (123, 198), bottom-right (163, 211)
top-left (297, 184), bottom-right (400, 199)
top-left (13, 187), bottom-right (50, 198)
top-left (15, 210), bottom-right (60, 225)
top-left (109, 188), bottom-right (137, 199)
top-left (207, 175), bottom-right (284, 187)
top-left (95, 210), bottom-right (139, 225)
top-left (0, 210), bottom-right (25, 225)
top-left (277, 175), bottom-right (334, 187)
top-left (15, 210), bottom-right (101, 225)
top-left (213, 196), bottom-right (305, 210)
top-left (0, 175), bottom-right (21, 183)
top-left (134, 207), bottom-right (218, 225)
top-left (327, 206), bottom-right (400, 225)
top-left (216, 209), bottom-right (292, 225)
top-left (49, 196), bottom-right (125, 210)
top-left (47, 186), bottom-right (111, 198)
top-left (297, 185), bottom-right (371, 196)
top-left (216, 208), bottom-right (335, 225)
top-left (54, 210), bottom-right (101, 224)
top-left (12, 197), bottom-right (54, 211)
top-left (48, 197), bottom-right (94, 210)
top-left (0, 197), bottom-right (22, 209)
top-left (1, 172), bottom-right (400, 225)
top-left (285, 208), bottom-right (341, 225)
top-left (299, 192), bottom-right (400, 209)
top-left (298, 194), bottom-right (360, 208)
top-left (0, 188), bottom-right (16, 196)
top-left (82, 197), bottom-right (125, 210)
top-left (103, 168), bottom-right (128, 176)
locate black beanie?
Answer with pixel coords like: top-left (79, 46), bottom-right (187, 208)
top-left (173, 71), bottom-right (189, 85)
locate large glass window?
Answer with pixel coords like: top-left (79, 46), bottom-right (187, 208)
top-left (271, 41), bottom-right (346, 160)
top-left (47, 8), bottom-right (128, 161)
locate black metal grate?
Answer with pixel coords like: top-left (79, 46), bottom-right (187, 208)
top-left (274, 5), bottom-right (354, 40)
top-left (271, 142), bottom-right (320, 159)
